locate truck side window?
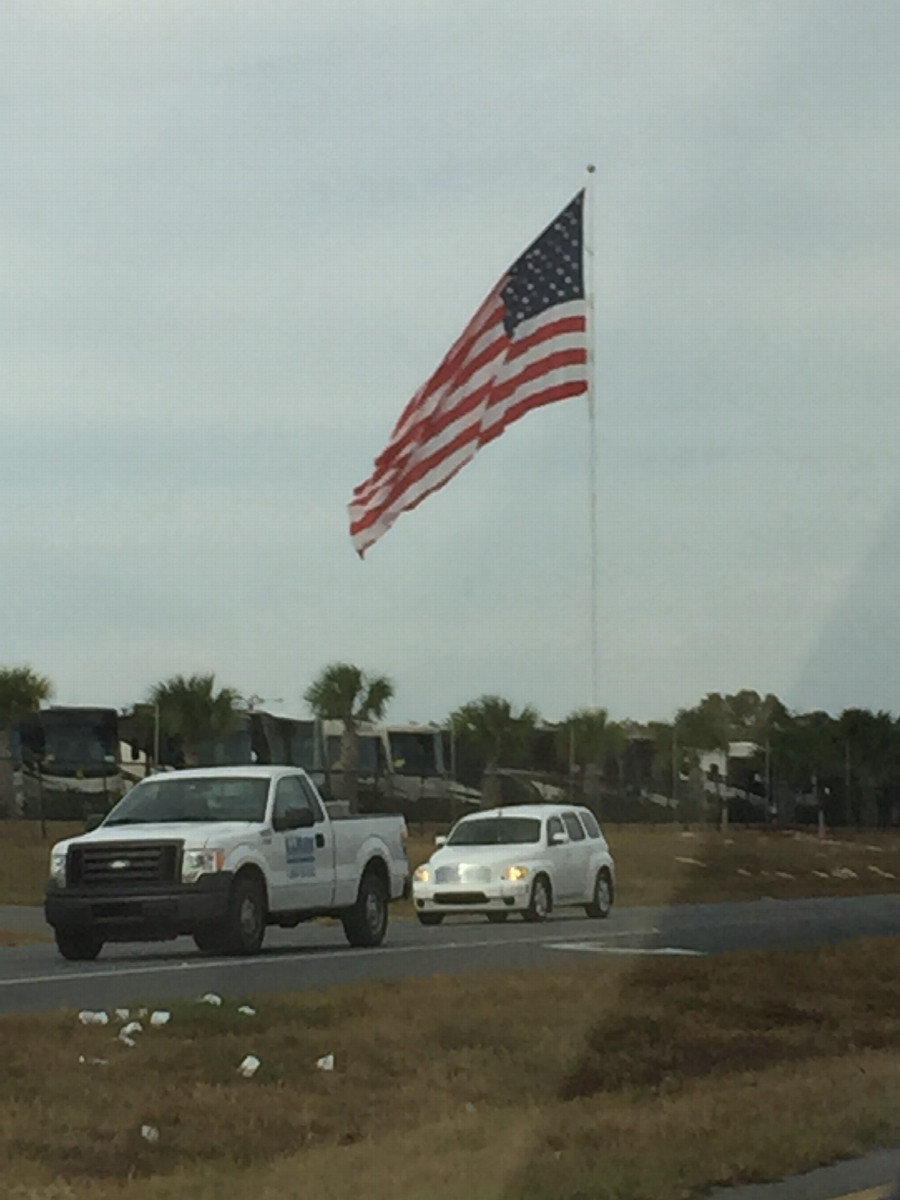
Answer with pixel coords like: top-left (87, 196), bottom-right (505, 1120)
top-left (297, 777), bottom-right (324, 823)
top-left (273, 775), bottom-right (314, 821)
top-left (562, 811), bottom-right (586, 841)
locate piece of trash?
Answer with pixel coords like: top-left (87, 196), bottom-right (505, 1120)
top-left (78, 1055), bottom-right (109, 1066)
top-left (812, 870), bottom-right (830, 878)
top-left (675, 856), bottom-right (706, 867)
top-left (832, 866), bottom-right (858, 880)
top-left (149, 1011), bottom-right (171, 1027)
top-left (775, 871), bottom-right (795, 879)
top-left (316, 1053), bottom-right (334, 1071)
top-left (140, 1124), bottom-right (159, 1144)
top-left (723, 838), bottom-right (734, 845)
top-left (137, 1008), bottom-right (148, 1019)
top-left (865, 845), bottom-right (885, 853)
top-left (78, 1010), bottom-right (109, 1026)
top-left (868, 865), bottom-right (896, 879)
top-left (237, 1005), bottom-right (256, 1016)
top-left (120, 1035), bottom-right (137, 1048)
top-left (464, 1101), bottom-right (476, 1113)
top-left (114, 1008), bottom-right (130, 1022)
top-left (121, 1021), bottom-right (143, 1038)
top-left (199, 993), bottom-right (222, 1007)
top-left (736, 868), bottom-right (752, 877)
top-left (238, 1055), bottom-right (260, 1078)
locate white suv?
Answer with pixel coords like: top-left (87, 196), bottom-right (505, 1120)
top-left (412, 804), bottom-right (615, 925)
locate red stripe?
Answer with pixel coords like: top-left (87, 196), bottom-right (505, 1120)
top-left (506, 313), bottom-right (586, 362)
top-left (487, 346), bottom-right (588, 409)
top-left (478, 379), bottom-right (588, 447)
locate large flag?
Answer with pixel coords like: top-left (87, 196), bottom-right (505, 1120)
top-left (349, 190), bottom-right (588, 557)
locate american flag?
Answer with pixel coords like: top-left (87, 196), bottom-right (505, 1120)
top-left (349, 191), bottom-right (589, 557)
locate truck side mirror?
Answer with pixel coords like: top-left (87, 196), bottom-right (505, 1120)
top-left (273, 808), bottom-right (315, 832)
top-left (435, 835), bottom-right (447, 847)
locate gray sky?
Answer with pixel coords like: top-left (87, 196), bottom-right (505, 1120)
top-left (2, 1), bottom-right (899, 725)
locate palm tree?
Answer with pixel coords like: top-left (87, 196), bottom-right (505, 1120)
top-left (556, 707), bottom-right (608, 802)
top-left (450, 695), bottom-right (539, 807)
top-left (0, 666), bottom-right (53, 815)
top-left (304, 663), bottom-right (394, 811)
top-left (148, 673), bottom-right (242, 767)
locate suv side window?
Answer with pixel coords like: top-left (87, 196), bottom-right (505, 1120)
top-left (547, 815), bottom-right (565, 841)
top-left (580, 810), bottom-right (602, 839)
top-left (562, 811), bottom-right (587, 841)
top-left (273, 775), bottom-right (316, 822)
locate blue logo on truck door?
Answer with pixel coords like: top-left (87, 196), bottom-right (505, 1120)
top-left (285, 834), bottom-right (316, 879)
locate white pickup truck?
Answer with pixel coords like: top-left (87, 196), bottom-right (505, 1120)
top-left (44, 766), bottom-right (410, 961)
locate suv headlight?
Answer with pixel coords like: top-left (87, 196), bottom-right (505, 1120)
top-left (50, 847), bottom-right (67, 887)
top-left (182, 848), bottom-right (225, 884)
top-left (413, 865), bottom-right (431, 883)
top-left (504, 865), bottom-right (529, 882)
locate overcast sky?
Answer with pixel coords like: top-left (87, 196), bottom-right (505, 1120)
top-left (2, 1), bottom-right (899, 725)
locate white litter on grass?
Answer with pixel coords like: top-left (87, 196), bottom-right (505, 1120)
top-left (120, 1036), bottom-right (137, 1048)
top-left (864, 845), bottom-right (885, 853)
top-left (237, 1006), bottom-right (256, 1017)
top-left (775, 871), bottom-right (795, 879)
top-left (736, 868), bottom-right (753, 877)
top-left (868, 865), bottom-right (896, 879)
top-left (675, 856), bottom-right (706, 867)
top-left (137, 1008), bottom-right (148, 1019)
top-left (140, 1125), bottom-right (159, 1144)
top-left (114, 1009), bottom-right (130, 1022)
top-left (238, 1055), bottom-right (260, 1078)
top-left (199, 993), bottom-right (222, 1007)
top-left (316, 1054), bottom-right (335, 1071)
top-left (679, 831), bottom-right (696, 838)
top-left (812, 870), bottom-right (830, 878)
top-left (723, 838), bottom-right (735, 846)
top-left (464, 1102), bottom-right (476, 1114)
top-left (78, 1055), bottom-right (108, 1066)
top-left (149, 1011), bottom-right (171, 1027)
top-left (78, 1011), bottom-right (108, 1026)
top-left (121, 1021), bottom-right (143, 1038)
top-left (831, 867), bottom-right (858, 880)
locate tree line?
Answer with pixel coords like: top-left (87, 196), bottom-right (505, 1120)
top-left (1, 665), bottom-right (899, 826)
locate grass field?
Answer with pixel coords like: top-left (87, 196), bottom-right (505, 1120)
top-left (4, 819), bottom-right (900, 912)
top-left (3, 938), bottom-right (900, 1199)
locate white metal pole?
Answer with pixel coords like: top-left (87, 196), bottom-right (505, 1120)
top-left (584, 164), bottom-right (600, 710)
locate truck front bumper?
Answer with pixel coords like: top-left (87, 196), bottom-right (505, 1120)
top-left (45, 873), bottom-right (235, 943)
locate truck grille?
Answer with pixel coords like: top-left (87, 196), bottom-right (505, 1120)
top-left (67, 842), bottom-right (181, 889)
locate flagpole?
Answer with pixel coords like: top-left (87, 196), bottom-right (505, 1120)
top-left (585, 163), bottom-right (599, 710)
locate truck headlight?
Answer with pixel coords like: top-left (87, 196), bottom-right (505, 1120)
top-left (413, 865), bottom-right (431, 883)
top-left (50, 848), bottom-right (67, 887)
top-left (182, 848), bottom-right (225, 884)
top-left (504, 865), bottom-right (529, 882)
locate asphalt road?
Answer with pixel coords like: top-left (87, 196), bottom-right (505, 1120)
top-left (0, 892), bottom-right (898, 1015)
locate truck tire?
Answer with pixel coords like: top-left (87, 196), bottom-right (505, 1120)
top-left (55, 928), bottom-right (104, 961)
top-left (218, 875), bottom-right (267, 956)
top-left (342, 869), bottom-right (389, 947)
top-left (417, 912), bottom-right (443, 926)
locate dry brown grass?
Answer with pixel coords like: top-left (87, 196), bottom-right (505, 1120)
top-left (2, 939), bottom-right (900, 1199)
top-left (406, 823), bottom-right (900, 910)
top-left (0, 928), bottom-right (50, 946)
top-left (0, 820), bottom-right (82, 906)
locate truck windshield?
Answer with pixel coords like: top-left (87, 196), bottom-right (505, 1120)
top-left (104, 777), bottom-right (269, 825)
top-left (447, 817), bottom-right (541, 846)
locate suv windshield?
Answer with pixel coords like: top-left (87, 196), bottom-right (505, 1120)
top-left (104, 776), bottom-right (269, 825)
top-left (447, 817), bottom-right (541, 846)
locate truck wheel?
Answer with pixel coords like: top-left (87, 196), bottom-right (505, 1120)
top-left (417, 912), bottom-right (443, 926)
top-left (342, 869), bottom-right (389, 947)
top-left (222, 875), bottom-right (267, 955)
top-left (193, 926), bottom-right (227, 956)
top-left (584, 869), bottom-right (613, 919)
top-left (55, 929), bottom-right (104, 961)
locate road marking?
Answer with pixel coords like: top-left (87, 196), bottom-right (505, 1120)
top-left (828, 1187), bottom-right (892, 1199)
top-left (545, 942), bottom-right (705, 957)
top-left (0, 928), bottom-right (660, 989)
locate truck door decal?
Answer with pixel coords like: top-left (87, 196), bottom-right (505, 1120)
top-left (285, 833), bottom-right (316, 879)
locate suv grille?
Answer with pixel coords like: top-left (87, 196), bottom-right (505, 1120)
top-left (67, 842), bottom-right (181, 889)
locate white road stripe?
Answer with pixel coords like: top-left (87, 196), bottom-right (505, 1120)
top-left (545, 942), bottom-right (705, 957)
top-left (0, 927), bottom-right (660, 989)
